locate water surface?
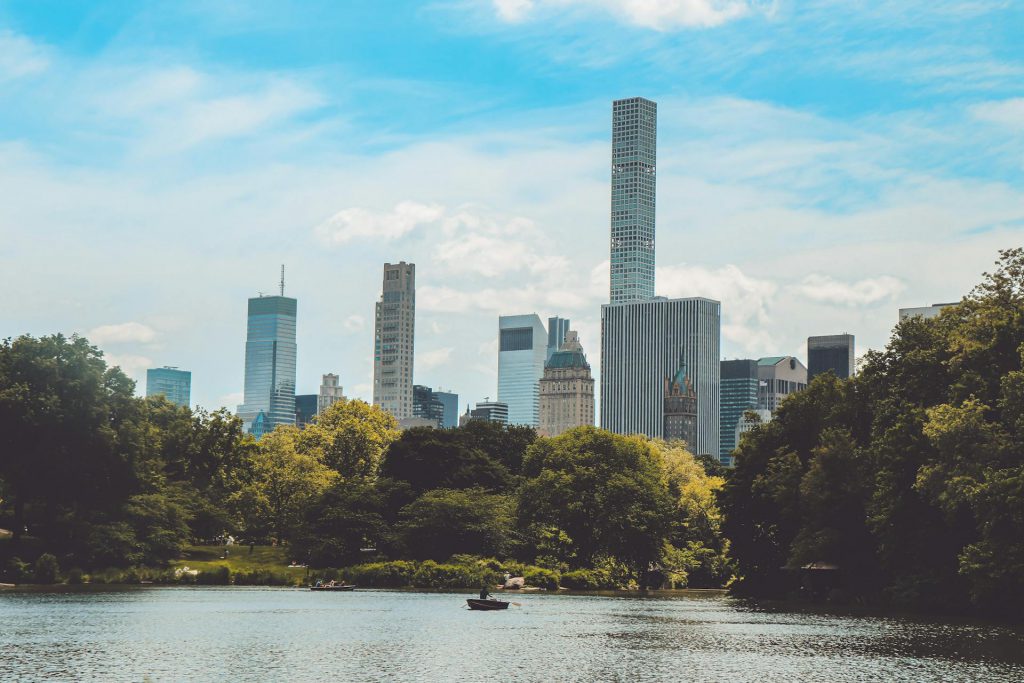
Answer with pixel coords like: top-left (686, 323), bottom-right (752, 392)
top-left (2, 587), bottom-right (1022, 682)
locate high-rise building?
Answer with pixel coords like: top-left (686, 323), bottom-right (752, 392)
top-left (434, 390), bottom-right (459, 429)
top-left (146, 366), bottom-right (191, 408)
top-left (735, 409), bottom-right (773, 451)
top-left (807, 334), bottom-right (855, 381)
top-left (237, 290), bottom-right (297, 438)
top-left (610, 97), bottom-right (657, 304)
top-left (498, 314), bottom-right (547, 427)
top-left (899, 303), bottom-right (956, 321)
top-left (373, 262), bottom-right (415, 419)
top-left (546, 316), bottom-right (570, 362)
top-left (719, 359), bottom-right (759, 466)
top-left (459, 400), bottom-right (509, 426)
top-left (413, 385), bottom-right (445, 428)
top-left (318, 373), bottom-right (344, 415)
top-left (663, 357), bottom-right (697, 450)
top-left (758, 356), bottom-right (807, 412)
top-left (600, 297), bottom-right (721, 456)
top-left (538, 330), bottom-right (594, 437)
top-left (295, 394), bottom-right (318, 427)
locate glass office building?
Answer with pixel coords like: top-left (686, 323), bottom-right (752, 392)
top-left (546, 316), bottom-right (570, 362)
top-left (498, 314), bottom-right (548, 427)
top-left (295, 394), bottom-right (318, 427)
top-left (807, 334), bottom-right (855, 381)
top-left (146, 366), bottom-right (191, 408)
top-left (719, 359), bottom-right (759, 466)
top-left (237, 294), bottom-right (297, 437)
top-left (600, 297), bottom-right (721, 457)
top-left (434, 390), bottom-right (459, 429)
top-left (373, 262), bottom-right (416, 419)
top-left (413, 385), bottom-right (445, 428)
top-left (610, 97), bottom-right (657, 304)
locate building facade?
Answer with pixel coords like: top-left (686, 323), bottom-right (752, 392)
top-left (735, 409), bottom-right (773, 451)
top-left (413, 384), bottom-right (445, 428)
top-left (318, 373), bottom-right (344, 414)
top-left (547, 316), bottom-right (570, 362)
top-left (497, 314), bottom-right (548, 427)
top-left (663, 358), bottom-right (697, 450)
top-left (538, 330), bottom-right (594, 437)
top-left (146, 366), bottom-right (191, 408)
top-left (237, 293), bottom-right (297, 437)
top-left (459, 401), bottom-right (509, 426)
top-left (719, 359), bottom-right (759, 466)
top-left (807, 334), bottom-right (855, 381)
top-left (899, 302), bottom-right (957, 321)
top-left (600, 297), bottom-right (721, 456)
top-left (295, 394), bottom-right (318, 427)
top-left (610, 97), bottom-right (657, 304)
top-left (434, 390), bottom-right (459, 429)
top-left (757, 356), bottom-right (807, 412)
top-left (373, 262), bottom-right (416, 419)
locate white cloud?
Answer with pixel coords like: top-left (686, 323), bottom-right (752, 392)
top-left (315, 201), bottom-right (445, 246)
top-left (0, 30), bottom-right (49, 82)
top-left (419, 347), bottom-right (455, 370)
top-left (435, 211), bottom-right (542, 277)
top-left (972, 98), bottom-right (1024, 129)
top-left (344, 314), bottom-right (366, 332)
top-left (104, 353), bottom-right (154, 380)
top-left (87, 322), bottom-right (158, 345)
top-left (218, 391), bottom-right (244, 410)
top-left (490, 0), bottom-right (759, 29)
top-left (790, 274), bottom-right (905, 307)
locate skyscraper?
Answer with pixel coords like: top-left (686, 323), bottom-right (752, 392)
top-left (719, 359), bottom-right (759, 466)
top-left (899, 303), bottom-right (956, 321)
top-left (498, 314), bottom-right (548, 427)
top-left (413, 384), bottom-right (445, 428)
top-left (146, 366), bottom-right (191, 408)
top-left (758, 356), bottom-right (807, 412)
top-left (600, 297), bottom-right (721, 456)
top-left (610, 97), bottom-right (657, 304)
top-left (373, 262), bottom-right (415, 419)
top-left (807, 334), bottom-right (855, 381)
top-left (318, 373), bottom-right (344, 414)
top-left (237, 287), bottom-right (297, 438)
top-left (295, 394), bottom-right (318, 427)
top-left (546, 316), bottom-right (570, 362)
top-left (460, 400), bottom-right (509, 426)
top-left (539, 330), bottom-right (594, 437)
top-left (663, 357), bottom-right (698, 449)
top-left (434, 390), bottom-right (459, 429)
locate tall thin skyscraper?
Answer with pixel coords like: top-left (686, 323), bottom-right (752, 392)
top-left (237, 277), bottom-right (297, 438)
top-left (373, 262), bottom-right (416, 419)
top-left (601, 297), bottom-right (721, 456)
top-left (547, 316), bottom-right (570, 362)
top-left (498, 314), bottom-right (547, 427)
top-left (610, 97), bottom-right (657, 304)
top-left (807, 334), bottom-right (855, 381)
top-left (146, 366), bottom-right (191, 408)
top-left (719, 359), bottom-right (759, 466)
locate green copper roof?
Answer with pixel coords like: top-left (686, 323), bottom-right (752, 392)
top-left (546, 350), bottom-right (589, 370)
top-left (758, 356), bottom-right (786, 366)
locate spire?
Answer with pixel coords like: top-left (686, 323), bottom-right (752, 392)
top-left (280, 264), bottom-right (285, 296)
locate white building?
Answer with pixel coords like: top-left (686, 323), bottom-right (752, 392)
top-left (373, 262), bottom-right (415, 420)
top-left (539, 330), bottom-right (594, 437)
top-left (757, 356), bottom-right (808, 412)
top-left (899, 302), bottom-right (957, 321)
top-left (735, 408), bottom-right (773, 450)
top-left (318, 373), bottom-right (344, 414)
top-left (497, 314), bottom-right (547, 427)
top-left (600, 297), bottom-right (721, 457)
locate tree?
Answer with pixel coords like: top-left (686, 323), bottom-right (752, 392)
top-left (228, 427), bottom-right (337, 544)
top-left (299, 399), bottom-right (398, 479)
top-left (518, 427), bottom-right (673, 582)
top-left (393, 488), bottom-right (513, 561)
top-left (381, 427), bottom-right (512, 494)
top-left (294, 479), bottom-right (396, 567)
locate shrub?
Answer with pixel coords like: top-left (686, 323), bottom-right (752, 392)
top-left (560, 569), bottom-right (618, 590)
top-left (411, 560), bottom-right (485, 589)
top-left (524, 566), bottom-right (560, 591)
top-left (233, 569), bottom-right (296, 586)
top-left (65, 567), bottom-right (85, 585)
top-left (33, 553), bottom-right (60, 584)
top-left (345, 561), bottom-right (417, 588)
top-left (195, 565), bottom-right (231, 585)
top-left (3, 557), bottom-right (32, 583)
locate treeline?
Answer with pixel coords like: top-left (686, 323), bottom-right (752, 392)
top-left (721, 249), bottom-right (1024, 618)
top-left (0, 336), bottom-right (729, 588)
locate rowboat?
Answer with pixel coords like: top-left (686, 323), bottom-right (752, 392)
top-left (310, 584), bottom-right (356, 591)
top-left (467, 598), bottom-right (509, 610)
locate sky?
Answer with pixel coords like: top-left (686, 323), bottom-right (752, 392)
top-left (1, 0), bottom-right (1022, 414)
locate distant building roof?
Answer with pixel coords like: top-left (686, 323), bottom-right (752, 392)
top-left (546, 350), bottom-right (589, 370)
top-left (758, 356), bottom-right (787, 366)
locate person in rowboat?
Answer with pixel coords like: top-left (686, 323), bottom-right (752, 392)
top-left (479, 585), bottom-right (492, 600)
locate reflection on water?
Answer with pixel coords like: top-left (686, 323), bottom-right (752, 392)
top-left (1, 587), bottom-right (1022, 682)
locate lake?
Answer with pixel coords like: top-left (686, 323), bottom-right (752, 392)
top-left (2, 587), bottom-right (1023, 682)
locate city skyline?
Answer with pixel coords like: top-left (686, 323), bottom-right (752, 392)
top-left (2, 3), bottom-right (1021, 413)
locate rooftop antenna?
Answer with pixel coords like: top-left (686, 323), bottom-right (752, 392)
top-left (279, 264), bottom-right (285, 296)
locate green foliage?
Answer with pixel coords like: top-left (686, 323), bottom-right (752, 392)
top-left (342, 560), bottom-right (417, 588)
top-left (299, 399), bottom-right (398, 479)
top-left (394, 488), bottom-right (513, 561)
top-left (65, 567), bottom-right (84, 584)
top-left (3, 556), bottom-right (31, 583)
top-left (381, 428), bottom-right (513, 494)
top-left (722, 249), bottom-right (1024, 617)
top-left (523, 566), bottom-right (560, 590)
top-left (32, 553), bottom-right (60, 584)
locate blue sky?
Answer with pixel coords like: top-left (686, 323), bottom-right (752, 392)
top-left (1, 0), bottom-right (1022, 412)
